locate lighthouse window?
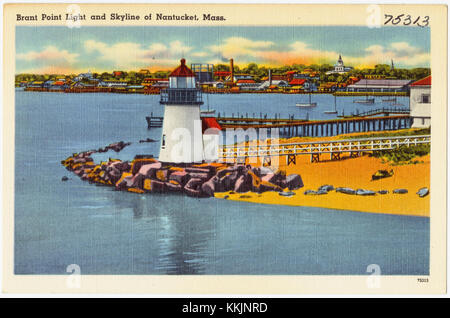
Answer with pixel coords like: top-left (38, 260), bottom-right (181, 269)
top-left (162, 134), bottom-right (166, 148)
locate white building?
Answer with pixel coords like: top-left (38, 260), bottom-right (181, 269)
top-left (257, 80), bottom-right (289, 90)
top-left (409, 76), bottom-right (431, 128)
top-left (159, 58), bottom-right (205, 163)
top-left (326, 55), bottom-right (353, 75)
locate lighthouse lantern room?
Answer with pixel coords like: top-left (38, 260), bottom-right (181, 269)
top-left (159, 58), bottom-right (204, 163)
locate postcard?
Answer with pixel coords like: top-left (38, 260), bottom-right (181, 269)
top-left (2, 3), bottom-right (447, 294)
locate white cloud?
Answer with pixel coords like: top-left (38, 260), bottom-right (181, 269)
top-left (208, 37), bottom-right (274, 60)
top-left (17, 46), bottom-right (79, 64)
top-left (84, 39), bottom-right (193, 70)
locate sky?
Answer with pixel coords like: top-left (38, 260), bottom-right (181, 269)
top-left (16, 26), bottom-right (430, 74)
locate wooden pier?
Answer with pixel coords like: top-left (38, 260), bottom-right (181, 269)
top-left (217, 115), bottom-right (412, 137)
top-left (337, 107), bottom-right (410, 118)
top-left (146, 111), bottom-right (412, 137)
top-left (146, 112), bottom-right (163, 128)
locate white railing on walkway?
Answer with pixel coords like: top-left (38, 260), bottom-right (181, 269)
top-left (219, 135), bottom-right (431, 161)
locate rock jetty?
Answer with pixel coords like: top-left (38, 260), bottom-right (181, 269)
top-left (61, 150), bottom-right (304, 197)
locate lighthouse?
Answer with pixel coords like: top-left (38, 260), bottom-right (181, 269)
top-left (159, 58), bottom-right (204, 163)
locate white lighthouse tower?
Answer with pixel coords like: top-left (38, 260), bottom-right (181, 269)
top-left (159, 58), bottom-right (204, 163)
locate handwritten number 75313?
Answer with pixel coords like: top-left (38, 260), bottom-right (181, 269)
top-left (384, 14), bottom-right (429, 27)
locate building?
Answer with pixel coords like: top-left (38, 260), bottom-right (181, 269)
top-left (159, 58), bottom-right (204, 163)
top-left (346, 79), bottom-right (412, 92)
top-left (289, 78), bottom-right (306, 89)
top-left (214, 71), bottom-right (231, 81)
top-left (236, 79), bottom-right (259, 91)
top-left (73, 70), bottom-right (94, 82)
top-left (326, 55), bottom-right (353, 75)
top-left (257, 80), bottom-right (289, 90)
top-left (226, 74), bottom-right (255, 83)
top-left (409, 76), bottom-right (431, 128)
top-left (191, 63), bottom-right (214, 83)
top-left (142, 78), bottom-right (169, 87)
top-left (99, 79), bottom-right (129, 88)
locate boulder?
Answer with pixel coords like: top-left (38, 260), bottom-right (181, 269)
top-left (279, 191), bottom-right (295, 197)
top-left (393, 188), bottom-right (408, 194)
top-left (336, 187), bottom-right (356, 195)
top-left (184, 178), bottom-right (206, 197)
top-left (115, 174), bottom-right (134, 190)
top-left (131, 173), bottom-right (145, 189)
top-left (201, 177), bottom-right (219, 197)
top-left (318, 184), bottom-right (334, 192)
top-left (356, 189), bottom-right (376, 196)
top-left (111, 161), bottom-right (131, 172)
top-left (216, 166), bottom-right (238, 178)
top-left (156, 169), bottom-right (169, 182)
top-left (165, 181), bottom-right (182, 192)
top-left (286, 174), bottom-right (304, 190)
top-left (150, 180), bottom-right (166, 193)
top-left (258, 180), bottom-right (283, 193)
top-left (188, 172), bottom-right (210, 181)
top-left (234, 175), bottom-right (252, 193)
top-left (138, 162), bottom-right (162, 179)
top-left (169, 170), bottom-right (191, 186)
top-left (416, 187), bottom-right (429, 197)
top-left (184, 178), bottom-right (204, 191)
top-left (131, 158), bottom-right (159, 175)
top-left (259, 166), bottom-right (275, 176)
top-left (247, 170), bottom-right (262, 192)
top-left (304, 189), bottom-right (327, 195)
top-left (220, 171), bottom-right (239, 191)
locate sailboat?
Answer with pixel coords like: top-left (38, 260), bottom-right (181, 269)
top-left (353, 80), bottom-right (375, 104)
top-left (200, 93), bottom-right (215, 115)
top-left (324, 95), bottom-right (338, 114)
top-left (296, 90), bottom-right (317, 107)
top-left (382, 81), bottom-right (396, 102)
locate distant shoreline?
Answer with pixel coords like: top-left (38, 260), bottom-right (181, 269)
top-left (17, 88), bottom-right (409, 96)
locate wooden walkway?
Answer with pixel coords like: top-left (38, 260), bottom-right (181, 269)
top-left (219, 135), bottom-right (430, 164)
top-left (337, 107), bottom-right (410, 118)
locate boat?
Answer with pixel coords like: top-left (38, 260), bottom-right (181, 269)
top-left (201, 93), bottom-right (215, 115)
top-left (296, 91), bottom-right (317, 107)
top-left (353, 97), bottom-right (375, 104)
top-left (353, 80), bottom-right (375, 104)
top-left (324, 95), bottom-right (338, 114)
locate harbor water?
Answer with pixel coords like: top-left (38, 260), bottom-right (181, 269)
top-left (14, 91), bottom-right (428, 275)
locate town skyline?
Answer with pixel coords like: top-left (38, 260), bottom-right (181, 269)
top-left (16, 26), bottom-right (430, 75)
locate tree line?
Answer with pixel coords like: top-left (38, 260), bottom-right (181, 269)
top-left (16, 63), bottom-right (431, 83)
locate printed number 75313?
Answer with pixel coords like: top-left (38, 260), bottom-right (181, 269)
top-left (384, 14), bottom-right (429, 27)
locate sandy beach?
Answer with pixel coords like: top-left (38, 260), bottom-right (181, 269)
top-left (215, 130), bottom-right (430, 217)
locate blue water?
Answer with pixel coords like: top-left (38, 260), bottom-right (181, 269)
top-left (14, 91), bottom-right (428, 275)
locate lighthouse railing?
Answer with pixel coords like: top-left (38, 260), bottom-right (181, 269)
top-left (160, 88), bottom-right (203, 105)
